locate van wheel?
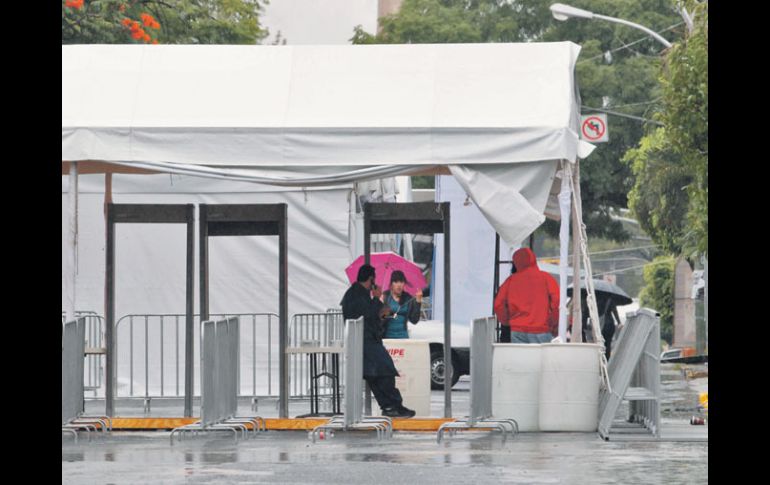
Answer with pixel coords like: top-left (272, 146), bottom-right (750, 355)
top-left (430, 351), bottom-right (460, 390)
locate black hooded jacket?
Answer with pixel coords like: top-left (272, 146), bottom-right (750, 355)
top-left (340, 283), bottom-right (398, 377)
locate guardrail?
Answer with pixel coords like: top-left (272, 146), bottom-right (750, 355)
top-left (115, 313), bottom-right (279, 399)
top-left (289, 311), bottom-right (344, 400)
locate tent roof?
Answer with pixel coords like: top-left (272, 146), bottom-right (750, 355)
top-left (62, 43), bottom-right (590, 168)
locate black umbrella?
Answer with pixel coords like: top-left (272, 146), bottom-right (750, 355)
top-left (567, 280), bottom-right (633, 306)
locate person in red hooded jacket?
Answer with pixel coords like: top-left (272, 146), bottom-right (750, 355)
top-left (494, 248), bottom-right (560, 344)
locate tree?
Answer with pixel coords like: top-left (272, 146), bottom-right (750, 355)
top-left (541, 0), bottom-right (682, 242)
top-left (352, 0), bottom-right (683, 243)
top-left (625, 1), bottom-right (707, 258)
top-left (62, 0), bottom-right (269, 45)
top-left (639, 256), bottom-right (675, 345)
top-left (624, 128), bottom-right (691, 255)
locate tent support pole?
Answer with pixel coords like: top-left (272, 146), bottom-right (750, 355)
top-left (66, 162), bottom-right (78, 322)
top-left (571, 162), bottom-right (583, 342)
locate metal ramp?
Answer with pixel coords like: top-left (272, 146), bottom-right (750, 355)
top-left (310, 317), bottom-right (393, 443)
top-left (437, 317), bottom-right (518, 443)
top-left (171, 318), bottom-right (266, 444)
top-left (598, 309), bottom-right (661, 441)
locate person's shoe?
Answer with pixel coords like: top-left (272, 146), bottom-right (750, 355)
top-left (381, 406), bottom-right (401, 417)
top-left (382, 405), bottom-right (416, 418)
top-left (397, 405), bottom-right (416, 418)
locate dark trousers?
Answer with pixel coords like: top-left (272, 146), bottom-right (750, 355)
top-left (365, 375), bottom-right (403, 410)
top-left (500, 324), bottom-right (511, 343)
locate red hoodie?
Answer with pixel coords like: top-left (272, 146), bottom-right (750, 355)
top-left (494, 248), bottom-right (560, 334)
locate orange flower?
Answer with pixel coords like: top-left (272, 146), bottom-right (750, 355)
top-left (121, 18), bottom-right (132, 27)
top-left (143, 34), bottom-right (151, 42)
top-left (131, 29), bottom-right (144, 40)
top-left (152, 39), bottom-right (159, 45)
top-left (141, 13), bottom-right (156, 27)
top-left (151, 21), bottom-right (161, 30)
top-left (65, 0), bottom-right (84, 8)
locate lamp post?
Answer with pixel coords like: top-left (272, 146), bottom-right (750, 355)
top-left (550, 3), bottom-right (672, 48)
top-left (549, 3), bottom-right (673, 344)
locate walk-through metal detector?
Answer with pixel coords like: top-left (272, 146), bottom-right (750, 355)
top-left (105, 204), bottom-right (195, 417)
top-left (199, 204), bottom-right (289, 417)
top-left (364, 202), bottom-right (452, 417)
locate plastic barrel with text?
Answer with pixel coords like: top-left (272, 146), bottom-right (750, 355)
top-left (382, 339), bottom-right (431, 416)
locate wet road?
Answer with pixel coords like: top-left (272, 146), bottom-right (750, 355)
top-left (64, 364), bottom-right (707, 484)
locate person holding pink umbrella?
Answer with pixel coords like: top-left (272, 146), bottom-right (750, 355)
top-left (381, 270), bottom-right (423, 339)
top-left (340, 264), bottom-right (416, 418)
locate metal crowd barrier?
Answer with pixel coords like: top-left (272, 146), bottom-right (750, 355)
top-left (344, 316), bottom-right (364, 427)
top-left (310, 317), bottom-right (393, 443)
top-left (62, 317), bottom-right (86, 425)
top-left (437, 317), bottom-right (517, 443)
top-left (289, 311), bottom-right (345, 402)
top-left (62, 311), bottom-right (104, 394)
top-left (62, 317), bottom-right (111, 442)
top-left (80, 310), bottom-right (351, 409)
top-left (114, 312), bottom-right (279, 402)
top-left (628, 309), bottom-right (662, 436)
top-left (598, 309), bottom-right (661, 440)
top-left (170, 317), bottom-right (265, 445)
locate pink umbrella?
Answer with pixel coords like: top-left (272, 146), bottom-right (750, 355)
top-left (345, 252), bottom-right (428, 296)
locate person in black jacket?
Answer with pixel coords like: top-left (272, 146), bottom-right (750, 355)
top-left (340, 264), bottom-right (416, 418)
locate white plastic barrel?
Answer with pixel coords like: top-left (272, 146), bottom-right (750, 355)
top-left (538, 343), bottom-right (602, 432)
top-left (491, 343), bottom-right (542, 431)
top-left (382, 339), bottom-right (431, 416)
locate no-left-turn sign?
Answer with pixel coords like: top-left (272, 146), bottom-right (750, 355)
top-left (580, 114), bottom-right (608, 143)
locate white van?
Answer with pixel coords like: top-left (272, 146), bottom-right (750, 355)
top-left (408, 319), bottom-right (470, 389)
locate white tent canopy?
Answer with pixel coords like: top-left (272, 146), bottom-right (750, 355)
top-left (62, 43), bottom-right (606, 411)
top-left (62, 42), bottom-right (593, 245)
top-left (63, 43), bottom-right (591, 166)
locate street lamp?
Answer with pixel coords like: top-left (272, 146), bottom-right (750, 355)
top-left (550, 3), bottom-right (672, 48)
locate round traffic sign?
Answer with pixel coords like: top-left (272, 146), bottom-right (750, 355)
top-left (581, 116), bottom-right (606, 141)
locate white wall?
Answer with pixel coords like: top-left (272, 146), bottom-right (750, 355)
top-left (432, 175), bottom-right (510, 325)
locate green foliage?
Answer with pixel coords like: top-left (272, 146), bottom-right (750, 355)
top-left (411, 176), bottom-right (435, 189)
top-left (352, 0), bottom-right (683, 243)
top-left (639, 256), bottom-right (675, 344)
top-left (62, 0), bottom-right (269, 45)
top-left (659, 1), bottom-right (708, 256)
top-left (624, 128), bottom-right (691, 255)
top-left (626, 1), bottom-right (707, 258)
top-left (353, 0), bottom-right (552, 45)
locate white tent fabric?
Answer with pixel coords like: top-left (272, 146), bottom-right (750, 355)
top-left (449, 161), bottom-right (558, 246)
top-left (432, 175), bottom-right (499, 327)
top-left (62, 43), bottom-right (591, 167)
top-left (62, 43), bottom-right (594, 251)
top-left (62, 174), bottom-right (355, 319)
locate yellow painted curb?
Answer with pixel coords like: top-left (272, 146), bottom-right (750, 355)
top-left (108, 417), bottom-right (457, 431)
